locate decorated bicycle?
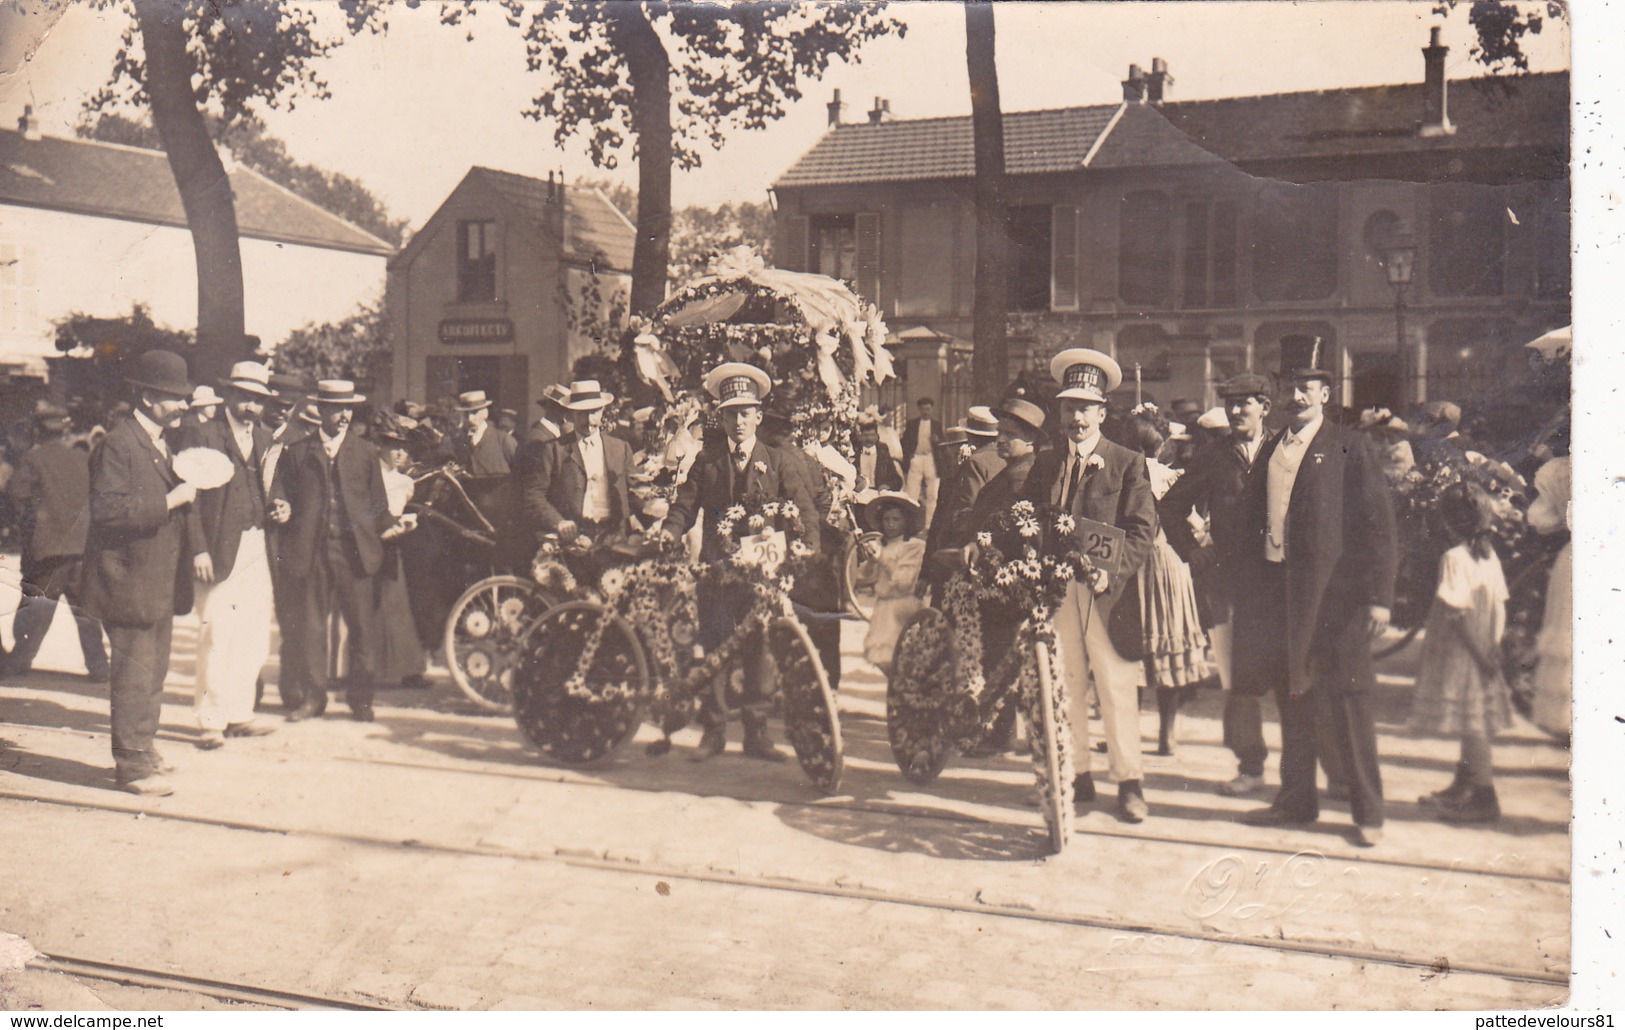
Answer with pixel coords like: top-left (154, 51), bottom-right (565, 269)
top-left (507, 248), bottom-right (894, 793)
top-left (887, 498), bottom-right (1114, 855)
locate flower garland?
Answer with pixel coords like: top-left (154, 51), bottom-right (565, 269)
top-left (966, 500), bottom-right (1095, 622)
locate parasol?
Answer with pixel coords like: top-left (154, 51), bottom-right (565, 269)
top-left (171, 447), bottom-right (235, 490)
top-left (1525, 325), bottom-right (1571, 361)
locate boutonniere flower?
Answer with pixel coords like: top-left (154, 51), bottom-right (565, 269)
top-left (1313, 453), bottom-right (1325, 465)
top-left (1086, 454), bottom-right (1106, 472)
top-left (753, 460), bottom-right (768, 475)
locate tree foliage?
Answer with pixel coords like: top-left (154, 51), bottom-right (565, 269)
top-left (272, 298), bottom-right (389, 387)
top-left (49, 303), bottom-right (194, 412)
top-left (79, 111), bottom-right (409, 246)
top-left (1432, 1), bottom-right (1567, 73)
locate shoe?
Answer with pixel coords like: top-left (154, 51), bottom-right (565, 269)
top-left (349, 705), bottom-right (375, 723)
top-left (196, 730), bottom-right (225, 751)
top-left (117, 776), bottom-right (175, 797)
top-left (1241, 805), bottom-right (1317, 827)
top-left (742, 731), bottom-right (788, 763)
top-left (1436, 785), bottom-right (1500, 824)
top-left (1117, 781), bottom-right (1149, 823)
top-left (86, 667), bottom-right (111, 684)
top-left (1072, 772), bottom-right (1096, 804)
top-left (1419, 763), bottom-right (1472, 808)
top-left (400, 675), bottom-right (430, 690)
top-left (689, 723), bottom-right (725, 762)
top-left (224, 721), bottom-right (275, 738)
top-left (286, 698), bottom-right (327, 722)
top-left (645, 737), bottom-right (673, 757)
top-left (1352, 825), bottom-right (1384, 848)
top-left (1219, 773), bottom-right (1267, 797)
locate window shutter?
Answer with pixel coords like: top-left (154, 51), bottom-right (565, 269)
top-left (855, 211), bottom-right (881, 304)
top-left (781, 215), bottom-right (810, 273)
top-left (1051, 205), bottom-right (1080, 311)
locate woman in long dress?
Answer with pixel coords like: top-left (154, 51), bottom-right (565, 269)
top-left (366, 415), bottom-right (429, 689)
top-left (1526, 454), bottom-right (1571, 743)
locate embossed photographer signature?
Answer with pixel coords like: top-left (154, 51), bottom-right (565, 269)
top-left (1180, 851), bottom-right (1512, 923)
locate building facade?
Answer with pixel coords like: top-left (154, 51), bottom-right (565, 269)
top-left (772, 35), bottom-right (1569, 421)
top-left (0, 115), bottom-right (392, 384)
top-left (384, 167), bottom-right (634, 413)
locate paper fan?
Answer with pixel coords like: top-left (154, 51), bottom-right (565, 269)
top-left (172, 447), bottom-right (235, 490)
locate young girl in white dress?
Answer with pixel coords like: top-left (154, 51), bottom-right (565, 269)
top-left (854, 492), bottom-right (925, 673)
top-left (1408, 482), bottom-right (1512, 823)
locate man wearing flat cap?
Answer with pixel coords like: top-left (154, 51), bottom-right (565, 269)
top-left (176, 361), bottom-right (277, 748)
top-left (663, 362), bottom-right (822, 762)
top-left (270, 380), bottom-right (395, 723)
top-left (4, 401), bottom-right (109, 682)
top-left (81, 350), bottom-right (201, 796)
top-left (1234, 348), bottom-right (1397, 847)
top-left (454, 390), bottom-right (517, 475)
top-left (1021, 348), bottom-right (1157, 823)
top-left (1158, 371), bottom-right (1275, 797)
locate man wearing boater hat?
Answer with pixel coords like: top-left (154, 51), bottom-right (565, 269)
top-left (271, 380), bottom-right (394, 723)
top-left (1233, 345), bottom-right (1397, 847)
top-left (176, 361), bottom-right (278, 748)
top-left (1022, 348), bottom-right (1157, 823)
top-left (80, 349), bottom-right (200, 796)
top-left (518, 379), bottom-right (633, 545)
top-left (924, 405), bottom-right (1004, 574)
top-left (453, 390), bottom-right (517, 475)
top-left (663, 362), bottom-right (822, 761)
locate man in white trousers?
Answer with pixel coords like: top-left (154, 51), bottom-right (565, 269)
top-left (179, 361), bottom-right (278, 749)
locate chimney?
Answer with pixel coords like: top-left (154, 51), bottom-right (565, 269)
top-left (1420, 26), bottom-right (1455, 137)
top-left (827, 89), bottom-right (846, 127)
top-left (1121, 64), bottom-right (1146, 104)
top-left (17, 104), bottom-right (41, 141)
top-left (867, 97), bottom-right (892, 124)
top-left (1146, 57), bottom-right (1174, 104)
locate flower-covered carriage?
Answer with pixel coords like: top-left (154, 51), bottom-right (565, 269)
top-left (505, 249), bottom-right (895, 793)
top-left (888, 501), bottom-right (1098, 854)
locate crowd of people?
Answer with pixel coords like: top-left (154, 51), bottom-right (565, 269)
top-left (0, 342), bottom-right (1571, 845)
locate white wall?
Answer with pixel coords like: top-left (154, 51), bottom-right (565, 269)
top-left (0, 203), bottom-right (387, 359)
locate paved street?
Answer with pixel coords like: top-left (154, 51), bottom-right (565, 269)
top-left (0, 567), bottom-right (1571, 1010)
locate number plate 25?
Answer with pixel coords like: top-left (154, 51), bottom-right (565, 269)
top-left (1071, 517), bottom-right (1126, 578)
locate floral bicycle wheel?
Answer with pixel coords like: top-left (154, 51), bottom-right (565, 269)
top-left (444, 575), bottom-right (559, 713)
top-left (767, 615), bottom-right (843, 795)
top-left (841, 539), bottom-right (876, 622)
top-left (512, 600), bottom-right (649, 764)
top-left (1024, 636), bottom-right (1075, 854)
top-left (886, 607), bottom-right (959, 785)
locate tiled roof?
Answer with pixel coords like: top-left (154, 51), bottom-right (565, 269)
top-left (773, 71), bottom-right (1568, 188)
top-left (473, 166), bottom-right (636, 271)
top-left (1158, 72), bottom-right (1568, 167)
top-left (0, 128), bottom-right (394, 256)
top-left (774, 105), bottom-right (1120, 187)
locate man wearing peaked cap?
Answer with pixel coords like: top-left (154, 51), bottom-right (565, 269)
top-left (454, 389), bottom-right (517, 475)
top-left (270, 379), bottom-right (396, 724)
top-left (4, 399), bottom-right (110, 685)
top-left (175, 361), bottom-right (278, 748)
top-left (1232, 353), bottom-right (1397, 847)
top-left (1022, 347), bottom-right (1158, 823)
top-left (664, 361), bottom-right (822, 762)
top-left (80, 350), bottom-right (200, 796)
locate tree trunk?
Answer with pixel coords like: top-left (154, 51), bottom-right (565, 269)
top-left (965, 1), bottom-right (1009, 399)
top-left (610, 2), bottom-right (674, 317)
top-left (134, 0), bottom-right (246, 383)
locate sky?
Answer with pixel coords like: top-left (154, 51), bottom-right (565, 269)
top-left (0, 0), bottom-right (1573, 228)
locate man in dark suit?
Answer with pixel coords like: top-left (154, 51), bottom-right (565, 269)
top-left (271, 380), bottom-right (394, 723)
top-left (260, 372), bottom-right (315, 711)
top-left (518, 380), bottom-right (633, 545)
top-left (528, 383), bottom-right (572, 445)
top-left (4, 401), bottom-right (109, 681)
top-left (454, 390), bottom-right (517, 475)
top-left (1158, 372), bottom-right (1274, 796)
top-left (760, 408), bottom-right (842, 695)
top-left (80, 350), bottom-right (199, 796)
top-left (901, 396), bottom-right (945, 523)
top-left (1235, 360), bottom-right (1397, 848)
top-left (176, 361), bottom-right (277, 748)
top-left (664, 363), bottom-right (822, 761)
top-left (852, 417), bottom-right (902, 493)
top-left (1021, 349), bottom-right (1157, 823)
top-left (925, 405), bottom-right (1004, 572)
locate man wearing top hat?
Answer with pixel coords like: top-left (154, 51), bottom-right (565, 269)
top-left (663, 362), bottom-right (822, 761)
top-left (175, 361), bottom-right (278, 748)
top-left (1158, 371), bottom-right (1276, 797)
top-left (1233, 349), bottom-right (1397, 847)
top-left (3, 400), bottom-right (110, 682)
top-left (1021, 349), bottom-right (1157, 823)
top-left (518, 380), bottom-right (633, 547)
top-left (80, 350), bottom-right (201, 795)
top-left (454, 390), bottom-right (517, 475)
top-left (270, 380), bottom-right (394, 723)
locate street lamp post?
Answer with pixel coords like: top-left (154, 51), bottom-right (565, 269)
top-left (1383, 234), bottom-right (1418, 408)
